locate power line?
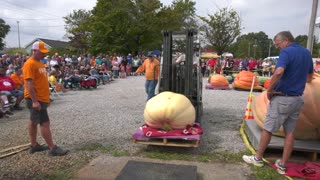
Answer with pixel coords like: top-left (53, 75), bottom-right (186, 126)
top-left (2, 17), bottom-right (62, 21)
top-left (2, 0), bottom-right (61, 19)
top-left (22, 25), bottom-right (65, 28)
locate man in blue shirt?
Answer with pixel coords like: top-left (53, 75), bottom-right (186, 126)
top-left (242, 31), bottom-right (314, 174)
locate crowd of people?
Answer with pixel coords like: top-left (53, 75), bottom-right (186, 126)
top-left (200, 56), bottom-right (277, 77)
top-left (0, 48), bottom-right (155, 118)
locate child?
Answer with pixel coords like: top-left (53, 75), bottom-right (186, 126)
top-left (119, 64), bottom-right (126, 78)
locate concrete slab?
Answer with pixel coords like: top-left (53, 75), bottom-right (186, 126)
top-left (74, 156), bottom-right (252, 180)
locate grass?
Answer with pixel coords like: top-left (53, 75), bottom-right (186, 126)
top-left (35, 170), bottom-right (72, 180)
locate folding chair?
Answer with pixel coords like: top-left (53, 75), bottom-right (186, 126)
top-left (49, 83), bottom-right (62, 97)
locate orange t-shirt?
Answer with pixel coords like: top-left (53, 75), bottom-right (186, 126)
top-left (90, 58), bottom-right (96, 66)
top-left (135, 58), bottom-right (160, 80)
top-left (23, 57), bottom-right (50, 103)
top-left (11, 73), bottom-right (24, 89)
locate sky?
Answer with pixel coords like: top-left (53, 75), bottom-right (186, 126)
top-left (1, 0), bottom-right (319, 48)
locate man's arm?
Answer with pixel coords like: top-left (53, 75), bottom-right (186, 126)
top-left (266, 67), bottom-right (284, 100)
top-left (26, 79), bottom-right (41, 110)
top-left (306, 73), bottom-right (313, 83)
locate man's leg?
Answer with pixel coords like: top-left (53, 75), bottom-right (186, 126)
top-left (145, 80), bottom-right (151, 100)
top-left (281, 132), bottom-right (294, 166)
top-left (255, 129), bottom-right (272, 159)
top-left (28, 120), bottom-right (38, 147)
top-left (39, 121), bottom-right (55, 149)
top-left (150, 80), bottom-right (158, 98)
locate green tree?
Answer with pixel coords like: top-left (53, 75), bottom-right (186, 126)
top-left (4, 48), bottom-right (27, 55)
top-left (200, 8), bottom-right (241, 55)
top-left (64, 9), bottom-right (92, 54)
top-left (171, 0), bottom-right (197, 29)
top-left (232, 31), bottom-right (273, 58)
top-left (0, 19), bottom-right (10, 50)
top-left (294, 35), bottom-right (320, 57)
top-left (294, 35), bottom-right (308, 47)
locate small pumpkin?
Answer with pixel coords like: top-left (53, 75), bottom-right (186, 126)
top-left (232, 71), bottom-right (263, 90)
top-left (252, 76), bottom-right (320, 140)
top-left (144, 91), bottom-right (195, 131)
top-left (264, 79), bottom-right (271, 89)
top-left (209, 74), bottom-right (229, 87)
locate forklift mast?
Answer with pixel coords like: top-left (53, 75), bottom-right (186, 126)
top-left (159, 30), bottom-right (203, 122)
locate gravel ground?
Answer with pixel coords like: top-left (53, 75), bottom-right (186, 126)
top-left (0, 76), bottom-right (261, 178)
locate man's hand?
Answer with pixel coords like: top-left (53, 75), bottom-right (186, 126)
top-left (32, 101), bottom-right (41, 111)
top-left (266, 90), bottom-right (282, 101)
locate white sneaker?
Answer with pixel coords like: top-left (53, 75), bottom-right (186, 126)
top-left (242, 155), bottom-right (264, 167)
top-left (275, 159), bottom-right (286, 175)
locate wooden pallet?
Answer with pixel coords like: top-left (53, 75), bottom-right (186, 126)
top-left (133, 129), bottom-right (200, 148)
top-left (205, 84), bottom-right (230, 90)
top-left (244, 120), bottom-right (320, 161)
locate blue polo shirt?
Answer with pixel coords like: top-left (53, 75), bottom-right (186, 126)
top-left (274, 43), bottom-right (313, 95)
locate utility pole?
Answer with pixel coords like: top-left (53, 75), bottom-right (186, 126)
top-left (307, 0), bottom-right (318, 52)
top-left (17, 21), bottom-right (21, 49)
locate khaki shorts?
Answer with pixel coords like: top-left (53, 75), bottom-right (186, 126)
top-left (26, 99), bottom-right (49, 125)
top-left (263, 96), bottom-right (304, 133)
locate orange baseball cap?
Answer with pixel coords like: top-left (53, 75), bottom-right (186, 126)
top-left (32, 41), bottom-right (50, 53)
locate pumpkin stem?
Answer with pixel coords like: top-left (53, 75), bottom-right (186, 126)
top-left (162, 122), bottom-right (173, 131)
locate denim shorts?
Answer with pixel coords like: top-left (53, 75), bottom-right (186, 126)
top-left (26, 99), bottom-right (49, 125)
top-left (263, 96), bottom-right (304, 133)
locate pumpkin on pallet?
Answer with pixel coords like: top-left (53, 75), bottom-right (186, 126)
top-left (252, 76), bottom-right (320, 140)
top-left (232, 71), bottom-right (263, 91)
top-left (206, 74), bottom-right (230, 89)
top-left (144, 91), bottom-right (195, 131)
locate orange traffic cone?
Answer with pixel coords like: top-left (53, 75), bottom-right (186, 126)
top-left (244, 94), bottom-right (254, 120)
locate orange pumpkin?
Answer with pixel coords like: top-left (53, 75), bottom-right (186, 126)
top-left (264, 79), bottom-right (271, 89)
top-left (252, 76), bottom-right (320, 140)
top-left (55, 84), bottom-right (62, 92)
top-left (232, 71), bottom-right (263, 90)
top-left (209, 74), bottom-right (229, 87)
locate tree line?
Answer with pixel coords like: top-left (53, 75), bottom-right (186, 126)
top-left (1, 0), bottom-right (320, 59)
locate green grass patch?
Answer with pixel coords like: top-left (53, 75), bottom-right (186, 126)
top-left (251, 166), bottom-right (287, 180)
top-left (142, 148), bottom-right (251, 163)
top-left (35, 169), bottom-right (72, 180)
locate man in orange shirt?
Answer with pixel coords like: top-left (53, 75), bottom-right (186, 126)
top-left (10, 66), bottom-right (24, 110)
top-left (23, 41), bottom-right (68, 156)
top-left (134, 52), bottom-right (160, 101)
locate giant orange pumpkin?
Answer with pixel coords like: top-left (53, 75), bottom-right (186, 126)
top-left (252, 76), bottom-right (320, 140)
top-left (144, 91), bottom-right (195, 131)
top-left (232, 71), bottom-right (263, 90)
top-left (209, 74), bottom-right (229, 87)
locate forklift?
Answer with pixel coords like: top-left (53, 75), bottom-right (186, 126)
top-left (132, 30), bottom-right (203, 148)
top-left (158, 29), bottom-right (203, 123)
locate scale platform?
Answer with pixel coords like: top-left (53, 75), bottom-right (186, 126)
top-left (244, 120), bottom-right (320, 160)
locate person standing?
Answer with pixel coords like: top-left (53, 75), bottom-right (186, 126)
top-left (134, 52), bottom-right (160, 101)
top-left (242, 31), bottom-right (314, 174)
top-left (23, 41), bottom-right (69, 156)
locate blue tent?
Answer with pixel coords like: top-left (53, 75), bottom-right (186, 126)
top-left (152, 50), bottom-right (161, 56)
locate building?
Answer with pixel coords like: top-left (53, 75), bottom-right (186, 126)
top-left (24, 38), bottom-right (69, 54)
